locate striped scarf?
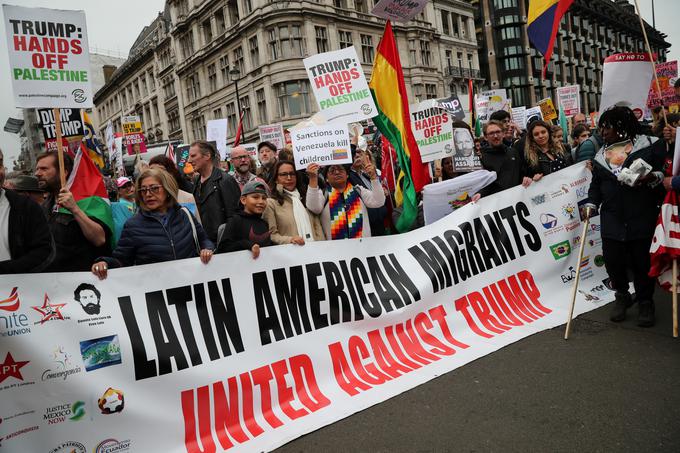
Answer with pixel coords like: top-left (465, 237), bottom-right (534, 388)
top-left (329, 182), bottom-right (363, 240)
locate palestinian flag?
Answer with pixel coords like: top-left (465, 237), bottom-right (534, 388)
top-left (369, 20), bottom-right (430, 232)
top-left (61, 144), bottom-right (114, 243)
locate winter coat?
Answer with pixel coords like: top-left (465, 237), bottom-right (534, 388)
top-left (216, 211), bottom-right (273, 253)
top-left (587, 135), bottom-right (665, 242)
top-left (262, 196), bottom-right (325, 244)
top-left (524, 148), bottom-right (573, 178)
top-left (192, 166), bottom-right (241, 242)
top-left (575, 132), bottom-right (603, 162)
top-left (101, 204), bottom-right (213, 267)
top-left (0, 190), bottom-right (53, 274)
top-left (479, 143), bottom-right (525, 197)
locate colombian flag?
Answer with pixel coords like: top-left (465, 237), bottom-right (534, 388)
top-left (528, 0), bottom-right (574, 77)
top-left (369, 21), bottom-right (430, 232)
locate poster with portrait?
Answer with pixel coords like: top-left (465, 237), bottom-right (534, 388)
top-left (452, 128), bottom-right (481, 172)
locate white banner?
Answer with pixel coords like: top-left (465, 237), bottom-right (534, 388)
top-left (258, 123), bottom-right (285, 151)
top-left (410, 100), bottom-right (453, 163)
top-left (600, 53), bottom-right (655, 119)
top-left (206, 119), bottom-right (229, 160)
top-left (556, 85), bottom-right (581, 117)
top-left (304, 46), bottom-right (377, 123)
top-left (511, 106), bottom-right (527, 130)
top-left (0, 164), bottom-right (614, 453)
top-left (2, 5), bottom-right (93, 108)
top-left (290, 122), bottom-right (351, 169)
top-left (371, 0), bottom-right (428, 22)
top-left (423, 170), bottom-right (496, 224)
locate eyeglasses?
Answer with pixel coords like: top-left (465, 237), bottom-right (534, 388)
top-left (137, 185), bottom-right (162, 195)
top-left (232, 155), bottom-right (250, 161)
top-left (277, 172), bottom-right (296, 178)
top-left (327, 167), bottom-right (346, 174)
top-left (486, 130), bottom-right (503, 136)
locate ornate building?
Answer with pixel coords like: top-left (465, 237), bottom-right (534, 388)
top-left (93, 0), bottom-right (482, 146)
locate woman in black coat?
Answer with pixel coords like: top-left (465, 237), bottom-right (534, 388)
top-left (91, 168), bottom-right (214, 279)
top-left (524, 120), bottom-right (573, 181)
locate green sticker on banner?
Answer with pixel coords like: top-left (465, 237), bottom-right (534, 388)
top-left (550, 240), bottom-right (571, 260)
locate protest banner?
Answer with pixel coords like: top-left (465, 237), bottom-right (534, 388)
top-left (37, 107), bottom-right (83, 152)
top-left (556, 85), bottom-right (581, 117)
top-left (475, 95), bottom-right (490, 124)
top-left (291, 122), bottom-right (351, 169)
top-left (422, 170), bottom-right (496, 224)
top-left (122, 115), bottom-right (147, 156)
top-left (646, 60), bottom-right (680, 110)
top-left (304, 46), bottom-right (377, 123)
top-left (452, 128), bottom-right (481, 173)
top-left (481, 89), bottom-right (510, 115)
top-left (410, 100), bottom-right (453, 163)
top-left (258, 123), bottom-right (286, 150)
top-left (600, 53), bottom-right (655, 119)
top-left (175, 145), bottom-right (191, 173)
top-left (206, 119), bottom-right (229, 160)
top-left (371, 0), bottom-right (428, 22)
top-left (2, 5), bottom-right (93, 108)
top-left (511, 106), bottom-right (527, 130)
top-left (0, 164), bottom-right (613, 453)
top-left (225, 143), bottom-right (258, 160)
top-left (538, 98), bottom-right (558, 121)
top-left (105, 121), bottom-right (123, 176)
top-left (525, 106), bottom-right (544, 127)
top-left (435, 94), bottom-right (466, 120)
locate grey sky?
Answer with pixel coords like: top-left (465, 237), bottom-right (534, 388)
top-left (0, 0), bottom-right (677, 168)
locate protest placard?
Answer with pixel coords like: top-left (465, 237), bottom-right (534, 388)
top-left (511, 106), bottom-right (527, 129)
top-left (176, 144), bottom-right (190, 173)
top-left (291, 122), bottom-right (351, 169)
top-left (371, 0), bottom-right (428, 22)
top-left (36, 107), bottom-right (83, 152)
top-left (304, 46), bottom-right (377, 123)
top-left (122, 115), bottom-right (146, 155)
top-left (206, 119), bottom-right (229, 160)
top-left (258, 123), bottom-right (286, 150)
top-left (481, 89), bottom-right (510, 115)
top-left (410, 100), bottom-right (454, 163)
top-left (452, 128), bottom-right (481, 172)
top-left (475, 95), bottom-right (490, 123)
top-left (600, 53), bottom-right (655, 118)
top-left (225, 143), bottom-right (258, 160)
top-left (2, 5), bottom-right (93, 108)
top-left (556, 85), bottom-right (581, 116)
top-left (525, 106), bottom-right (544, 127)
top-left (435, 94), bottom-right (466, 120)
top-left (538, 98), bottom-right (558, 121)
top-left (646, 60), bottom-right (680, 110)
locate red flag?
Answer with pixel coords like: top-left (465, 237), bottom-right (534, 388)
top-left (233, 111), bottom-right (245, 146)
top-left (381, 138), bottom-right (397, 192)
top-left (649, 190), bottom-right (680, 291)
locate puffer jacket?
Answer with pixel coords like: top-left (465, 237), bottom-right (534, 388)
top-left (100, 205), bottom-right (213, 267)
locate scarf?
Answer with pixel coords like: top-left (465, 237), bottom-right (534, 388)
top-left (328, 182), bottom-right (363, 240)
top-left (284, 188), bottom-right (315, 242)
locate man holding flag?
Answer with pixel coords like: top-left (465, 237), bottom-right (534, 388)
top-left (35, 150), bottom-right (112, 272)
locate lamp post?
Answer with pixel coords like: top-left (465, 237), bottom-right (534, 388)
top-left (229, 66), bottom-right (242, 118)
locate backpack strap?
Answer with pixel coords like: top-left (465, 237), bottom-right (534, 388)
top-left (181, 206), bottom-right (200, 255)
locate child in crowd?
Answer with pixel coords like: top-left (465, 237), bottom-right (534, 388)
top-left (216, 180), bottom-right (273, 258)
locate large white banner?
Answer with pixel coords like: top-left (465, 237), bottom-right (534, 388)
top-left (2, 5), bottom-right (93, 108)
top-left (0, 164), bottom-right (613, 453)
top-left (600, 53), bottom-right (655, 119)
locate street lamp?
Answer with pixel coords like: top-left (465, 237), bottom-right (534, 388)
top-left (229, 66), bottom-right (242, 118)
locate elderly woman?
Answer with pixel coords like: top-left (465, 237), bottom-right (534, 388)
top-left (263, 160), bottom-right (325, 245)
top-left (91, 168), bottom-right (213, 279)
top-left (524, 120), bottom-right (573, 181)
top-left (306, 161), bottom-right (385, 240)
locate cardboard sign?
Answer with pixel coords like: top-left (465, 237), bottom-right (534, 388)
top-left (304, 46), bottom-right (377, 123)
top-left (2, 5), bottom-right (93, 108)
top-left (206, 119), bottom-right (229, 160)
top-left (225, 143), bottom-right (257, 160)
top-left (291, 122), bottom-right (352, 169)
top-left (525, 106), bottom-right (544, 128)
top-left (556, 85), bottom-right (581, 117)
top-left (410, 100), bottom-right (454, 163)
top-left (452, 128), bottom-right (481, 172)
top-left (511, 106), bottom-right (527, 130)
top-left (475, 95), bottom-right (490, 123)
top-left (646, 60), bottom-right (680, 109)
top-left (122, 115), bottom-right (146, 155)
top-left (600, 53), bottom-right (655, 119)
top-left (258, 123), bottom-right (286, 150)
top-left (371, 0), bottom-right (428, 22)
top-left (538, 98), bottom-right (557, 121)
top-left (435, 95), bottom-right (466, 120)
top-left (481, 89), bottom-right (510, 115)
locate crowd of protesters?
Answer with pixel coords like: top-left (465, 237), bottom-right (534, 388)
top-left (1, 102), bottom-right (678, 328)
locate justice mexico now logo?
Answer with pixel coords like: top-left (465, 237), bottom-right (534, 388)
top-left (42, 401), bottom-right (86, 425)
top-left (0, 288), bottom-right (31, 338)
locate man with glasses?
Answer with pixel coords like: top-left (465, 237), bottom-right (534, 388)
top-left (479, 120), bottom-right (533, 197)
top-left (229, 146), bottom-right (266, 191)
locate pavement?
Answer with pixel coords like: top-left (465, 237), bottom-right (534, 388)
top-left (276, 290), bottom-right (680, 453)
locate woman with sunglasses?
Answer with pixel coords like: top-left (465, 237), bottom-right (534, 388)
top-left (91, 168), bottom-right (214, 279)
top-left (263, 160), bottom-right (325, 245)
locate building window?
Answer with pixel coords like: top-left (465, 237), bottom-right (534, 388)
top-left (216, 9), bottom-right (226, 34)
top-left (227, 0), bottom-right (239, 25)
top-left (168, 110), bottom-right (180, 133)
top-left (268, 24), bottom-right (304, 60)
top-left (276, 80), bottom-right (311, 117)
top-left (413, 84), bottom-right (423, 100)
top-left (256, 88), bottom-right (267, 124)
top-left (500, 26), bottom-right (520, 40)
top-left (213, 107), bottom-right (222, 119)
top-left (408, 40), bottom-right (417, 66)
top-left (355, 0), bottom-right (367, 13)
top-left (219, 56), bottom-right (229, 84)
top-left (203, 19), bottom-right (213, 44)
top-left (241, 95), bottom-right (252, 130)
top-left (186, 73), bottom-right (200, 102)
top-left (243, 0), bottom-right (252, 15)
top-left (445, 49), bottom-right (453, 69)
top-left (141, 77), bottom-right (148, 97)
top-left (334, 0), bottom-right (348, 8)
top-left (191, 115), bottom-right (205, 141)
top-left (338, 30), bottom-right (352, 49)
top-left (226, 102), bottom-right (237, 135)
top-left (133, 82), bottom-right (140, 99)
top-left (249, 36), bottom-right (259, 67)
top-left (425, 84), bottom-right (437, 99)
top-left (420, 40), bottom-right (431, 66)
top-left (467, 53), bottom-right (474, 69)
top-left (148, 71), bottom-right (155, 90)
top-left (440, 10), bottom-right (450, 36)
top-left (180, 31), bottom-right (194, 60)
top-left (177, 0), bottom-right (189, 16)
top-left (233, 46), bottom-right (244, 75)
top-left (360, 34), bottom-right (374, 63)
top-left (208, 63), bottom-right (217, 92)
top-left (503, 56), bottom-right (523, 71)
top-left (315, 26), bottom-right (328, 53)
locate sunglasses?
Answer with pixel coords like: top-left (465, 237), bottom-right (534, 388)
top-left (137, 185), bottom-right (162, 195)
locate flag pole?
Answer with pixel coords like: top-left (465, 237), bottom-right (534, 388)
top-left (673, 260), bottom-right (678, 337)
top-left (633, 0), bottom-right (667, 125)
top-left (565, 208), bottom-right (591, 340)
top-left (53, 108), bottom-right (67, 188)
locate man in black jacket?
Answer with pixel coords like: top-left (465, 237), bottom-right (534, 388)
top-left (479, 120), bottom-right (532, 197)
top-left (189, 140), bottom-right (241, 243)
top-left (0, 149), bottom-right (53, 273)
